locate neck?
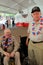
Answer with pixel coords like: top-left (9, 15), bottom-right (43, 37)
top-left (34, 19), bottom-right (40, 24)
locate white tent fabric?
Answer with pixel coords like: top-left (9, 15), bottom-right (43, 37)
top-left (0, 0), bottom-right (43, 23)
top-left (0, 0), bottom-right (43, 14)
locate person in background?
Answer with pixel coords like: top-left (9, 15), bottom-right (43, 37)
top-left (5, 20), bottom-right (8, 28)
top-left (5, 19), bottom-right (11, 28)
top-left (0, 29), bottom-right (21, 65)
top-left (26, 6), bottom-right (43, 65)
top-left (12, 18), bottom-right (15, 27)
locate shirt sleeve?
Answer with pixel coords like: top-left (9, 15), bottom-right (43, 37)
top-left (27, 23), bottom-right (30, 33)
top-left (0, 37), bottom-right (5, 54)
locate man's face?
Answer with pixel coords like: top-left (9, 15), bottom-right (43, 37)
top-left (5, 32), bottom-right (11, 38)
top-left (32, 12), bottom-right (41, 21)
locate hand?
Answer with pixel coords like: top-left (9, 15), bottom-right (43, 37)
top-left (26, 40), bottom-right (28, 46)
top-left (4, 52), bottom-right (10, 57)
top-left (10, 52), bottom-right (15, 57)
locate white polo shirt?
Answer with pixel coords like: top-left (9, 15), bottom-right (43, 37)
top-left (28, 20), bottom-right (43, 42)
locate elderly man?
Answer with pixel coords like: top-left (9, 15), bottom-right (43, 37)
top-left (26, 6), bottom-right (43, 65)
top-left (0, 29), bottom-right (21, 65)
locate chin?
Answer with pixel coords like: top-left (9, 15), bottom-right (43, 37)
top-left (35, 18), bottom-right (40, 21)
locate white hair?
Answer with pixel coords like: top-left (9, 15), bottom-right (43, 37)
top-left (4, 28), bottom-right (11, 34)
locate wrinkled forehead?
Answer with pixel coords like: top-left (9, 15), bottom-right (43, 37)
top-left (32, 11), bottom-right (41, 15)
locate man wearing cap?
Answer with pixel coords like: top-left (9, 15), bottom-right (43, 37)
top-left (26, 6), bottom-right (43, 65)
